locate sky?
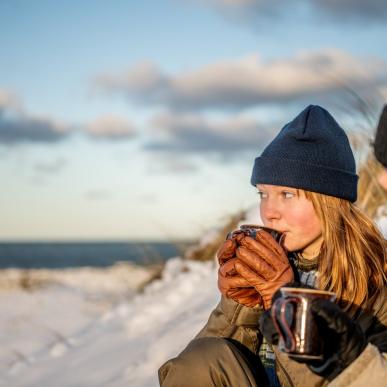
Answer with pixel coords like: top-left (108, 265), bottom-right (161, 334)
top-left (1, 0), bottom-right (387, 241)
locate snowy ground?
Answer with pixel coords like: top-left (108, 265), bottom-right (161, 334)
top-left (0, 258), bottom-right (219, 387)
top-left (0, 206), bottom-right (385, 387)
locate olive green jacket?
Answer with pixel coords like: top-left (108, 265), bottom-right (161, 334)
top-left (196, 288), bottom-right (387, 387)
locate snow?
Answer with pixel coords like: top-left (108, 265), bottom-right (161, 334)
top-left (0, 258), bottom-right (219, 387)
top-left (0, 208), bottom-right (385, 387)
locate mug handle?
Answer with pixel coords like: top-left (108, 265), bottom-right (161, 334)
top-left (271, 297), bottom-right (299, 352)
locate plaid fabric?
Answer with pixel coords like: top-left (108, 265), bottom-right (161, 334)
top-left (259, 254), bottom-right (318, 386)
top-left (259, 338), bottom-right (276, 367)
top-left (259, 337), bottom-right (278, 386)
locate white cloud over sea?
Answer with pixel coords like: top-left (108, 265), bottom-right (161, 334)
top-left (0, 88), bottom-right (137, 145)
top-left (95, 49), bottom-right (387, 111)
top-left (145, 111), bottom-right (274, 154)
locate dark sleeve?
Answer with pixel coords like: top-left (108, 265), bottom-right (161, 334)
top-left (358, 288), bottom-right (387, 352)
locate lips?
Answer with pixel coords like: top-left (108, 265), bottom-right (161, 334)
top-left (278, 232), bottom-right (287, 247)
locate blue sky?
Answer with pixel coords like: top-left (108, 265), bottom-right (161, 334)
top-left (1, 0), bottom-right (387, 241)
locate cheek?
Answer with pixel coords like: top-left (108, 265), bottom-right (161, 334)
top-left (284, 206), bottom-right (322, 248)
top-left (289, 210), bottom-right (316, 230)
top-left (259, 205), bottom-right (265, 222)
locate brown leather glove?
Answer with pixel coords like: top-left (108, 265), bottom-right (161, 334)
top-left (217, 238), bottom-right (238, 266)
top-left (218, 258), bottom-right (262, 307)
top-left (216, 231), bottom-right (246, 266)
top-left (216, 234), bottom-right (262, 307)
top-left (235, 230), bottom-right (293, 309)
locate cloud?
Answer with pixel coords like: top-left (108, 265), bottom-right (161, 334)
top-left (0, 89), bottom-right (71, 145)
top-left (145, 112), bottom-right (275, 154)
top-left (94, 61), bottom-right (168, 106)
top-left (85, 115), bottom-right (137, 140)
top-left (312, 0), bottom-right (387, 22)
top-left (164, 159), bottom-right (198, 173)
top-left (84, 190), bottom-right (112, 200)
top-left (201, 0), bottom-right (387, 24)
top-left (0, 89), bottom-right (138, 145)
top-left (0, 90), bottom-right (21, 110)
top-left (34, 158), bottom-right (67, 174)
top-left (0, 111), bottom-right (70, 144)
top-left (95, 49), bottom-right (387, 111)
top-left (146, 155), bottom-right (199, 174)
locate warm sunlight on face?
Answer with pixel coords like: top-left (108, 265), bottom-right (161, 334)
top-left (257, 184), bottom-right (323, 259)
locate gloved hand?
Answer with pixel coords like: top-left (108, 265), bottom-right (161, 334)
top-left (217, 238), bottom-right (238, 266)
top-left (234, 230), bottom-right (293, 309)
top-left (216, 232), bottom-right (245, 266)
top-left (259, 296), bottom-right (367, 381)
top-left (306, 298), bottom-right (367, 380)
top-left (216, 234), bottom-right (262, 307)
top-left (218, 258), bottom-right (262, 307)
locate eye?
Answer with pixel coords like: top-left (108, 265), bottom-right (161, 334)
top-left (282, 191), bottom-right (295, 199)
top-left (257, 191), bottom-right (268, 199)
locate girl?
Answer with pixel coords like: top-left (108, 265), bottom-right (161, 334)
top-left (159, 105), bottom-right (387, 387)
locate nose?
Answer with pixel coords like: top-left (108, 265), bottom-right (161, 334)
top-left (260, 199), bottom-right (281, 225)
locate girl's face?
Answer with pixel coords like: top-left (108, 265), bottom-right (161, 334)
top-left (257, 184), bottom-right (323, 259)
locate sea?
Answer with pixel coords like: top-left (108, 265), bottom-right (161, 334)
top-left (0, 241), bottom-right (191, 269)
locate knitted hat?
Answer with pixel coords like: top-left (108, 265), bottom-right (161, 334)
top-left (251, 105), bottom-right (358, 202)
top-left (374, 105), bottom-right (387, 168)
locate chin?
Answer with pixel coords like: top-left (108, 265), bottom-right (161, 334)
top-left (284, 244), bottom-right (297, 252)
top-left (282, 237), bottom-right (302, 252)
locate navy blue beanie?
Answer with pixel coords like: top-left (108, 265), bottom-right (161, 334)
top-left (251, 105), bottom-right (358, 202)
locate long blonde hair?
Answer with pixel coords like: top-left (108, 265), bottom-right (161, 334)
top-left (304, 191), bottom-right (386, 313)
